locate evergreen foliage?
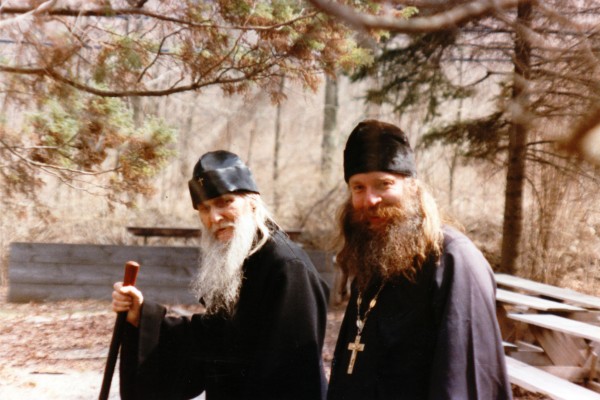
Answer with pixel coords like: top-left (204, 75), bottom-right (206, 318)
top-left (0, 0), bottom-right (373, 206)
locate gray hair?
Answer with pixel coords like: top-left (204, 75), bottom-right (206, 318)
top-left (244, 193), bottom-right (277, 255)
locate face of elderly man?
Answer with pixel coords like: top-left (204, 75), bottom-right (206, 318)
top-left (196, 193), bottom-right (255, 243)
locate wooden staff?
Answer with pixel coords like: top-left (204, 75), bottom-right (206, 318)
top-left (99, 261), bottom-right (140, 400)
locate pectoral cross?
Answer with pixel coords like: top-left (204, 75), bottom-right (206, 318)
top-left (347, 334), bottom-right (365, 374)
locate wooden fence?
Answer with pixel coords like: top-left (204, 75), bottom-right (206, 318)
top-left (8, 242), bottom-right (336, 304)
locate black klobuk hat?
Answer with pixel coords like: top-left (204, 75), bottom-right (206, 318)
top-left (188, 150), bottom-right (259, 209)
top-left (343, 119), bottom-right (417, 182)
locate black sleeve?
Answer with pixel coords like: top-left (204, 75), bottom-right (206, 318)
top-left (429, 232), bottom-right (512, 400)
top-left (119, 301), bottom-right (206, 400)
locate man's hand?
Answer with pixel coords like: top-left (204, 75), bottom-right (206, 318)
top-left (112, 282), bottom-right (144, 327)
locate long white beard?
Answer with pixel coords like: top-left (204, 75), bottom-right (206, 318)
top-left (191, 209), bottom-right (258, 316)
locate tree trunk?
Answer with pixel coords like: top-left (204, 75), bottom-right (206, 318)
top-left (321, 74), bottom-right (339, 189)
top-left (500, 0), bottom-right (532, 274)
top-left (273, 77), bottom-right (285, 214)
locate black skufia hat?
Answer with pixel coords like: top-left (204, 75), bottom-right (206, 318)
top-left (188, 150), bottom-right (259, 209)
top-left (343, 119), bottom-right (417, 182)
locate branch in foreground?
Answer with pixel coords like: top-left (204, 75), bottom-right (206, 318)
top-left (306, 0), bottom-right (528, 33)
top-left (0, 0), bottom-right (58, 29)
top-left (0, 5), bottom-right (318, 32)
top-left (0, 65), bottom-right (263, 97)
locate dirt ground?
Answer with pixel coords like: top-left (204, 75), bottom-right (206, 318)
top-left (0, 286), bottom-right (541, 399)
top-left (0, 286), bottom-right (120, 399)
top-left (0, 286), bottom-right (345, 400)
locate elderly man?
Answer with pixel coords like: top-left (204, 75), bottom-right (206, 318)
top-left (327, 120), bottom-right (512, 399)
top-left (112, 150), bottom-right (329, 400)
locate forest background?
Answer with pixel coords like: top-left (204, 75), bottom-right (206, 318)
top-left (1, 0), bottom-right (600, 295)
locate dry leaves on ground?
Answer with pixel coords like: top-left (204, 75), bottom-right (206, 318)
top-left (0, 287), bottom-right (542, 399)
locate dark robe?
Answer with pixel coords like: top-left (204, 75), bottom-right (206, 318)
top-left (119, 229), bottom-right (330, 400)
top-left (328, 226), bottom-right (512, 400)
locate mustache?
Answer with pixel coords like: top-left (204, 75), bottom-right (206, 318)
top-left (350, 205), bottom-right (406, 225)
top-left (212, 222), bottom-right (235, 233)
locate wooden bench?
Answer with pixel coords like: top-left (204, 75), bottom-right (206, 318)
top-left (498, 276), bottom-right (600, 396)
top-left (497, 288), bottom-right (586, 312)
top-left (496, 273), bottom-right (600, 310)
top-left (506, 356), bottom-right (600, 400)
top-left (508, 313), bottom-right (600, 342)
top-left (507, 312), bottom-right (600, 382)
top-left (496, 289), bottom-right (586, 347)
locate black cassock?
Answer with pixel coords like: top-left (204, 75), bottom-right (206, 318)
top-left (328, 226), bottom-right (512, 400)
top-left (119, 229), bottom-right (330, 400)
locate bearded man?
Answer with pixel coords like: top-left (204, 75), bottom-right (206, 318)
top-left (327, 120), bottom-right (512, 400)
top-left (112, 150), bottom-right (329, 400)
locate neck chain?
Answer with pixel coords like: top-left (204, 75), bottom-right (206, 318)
top-left (356, 284), bottom-right (385, 334)
top-left (346, 283), bottom-right (385, 374)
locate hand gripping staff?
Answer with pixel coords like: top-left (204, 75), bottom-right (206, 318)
top-left (99, 261), bottom-right (140, 400)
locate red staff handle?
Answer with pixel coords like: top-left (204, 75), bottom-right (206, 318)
top-left (99, 261), bottom-right (141, 400)
top-left (123, 261), bottom-right (140, 287)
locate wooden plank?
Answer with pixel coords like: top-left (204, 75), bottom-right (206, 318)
top-left (539, 366), bottom-right (590, 382)
top-left (503, 341), bottom-right (518, 350)
top-left (10, 243), bottom-right (331, 272)
top-left (516, 341), bottom-right (544, 352)
top-left (7, 242), bottom-right (333, 304)
top-left (8, 283), bottom-right (197, 304)
top-left (508, 313), bottom-right (600, 343)
top-left (127, 227), bottom-right (200, 238)
top-left (496, 274), bottom-right (600, 310)
top-left (9, 261), bottom-right (195, 286)
top-left (506, 356), bottom-right (600, 400)
top-left (497, 288), bottom-right (585, 312)
top-left (587, 381), bottom-right (600, 395)
top-left (530, 325), bottom-right (587, 366)
top-left (9, 242), bottom-right (199, 266)
top-left (510, 351), bottom-right (552, 366)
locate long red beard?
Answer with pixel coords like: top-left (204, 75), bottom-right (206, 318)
top-left (337, 199), bottom-right (430, 291)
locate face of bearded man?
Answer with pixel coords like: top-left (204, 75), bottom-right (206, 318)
top-left (191, 196), bottom-right (258, 316)
top-left (337, 174), bottom-right (433, 291)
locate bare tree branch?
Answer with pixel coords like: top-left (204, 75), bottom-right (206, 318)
top-left (0, 5), bottom-right (319, 32)
top-left (136, 28), bottom-right (186, 83)
top-left (0, 63), bottom-right (273, 97)
top-left (0, 0), bottom-right (58, 29)
top-left (306, 0), bottom-right (530, 33)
